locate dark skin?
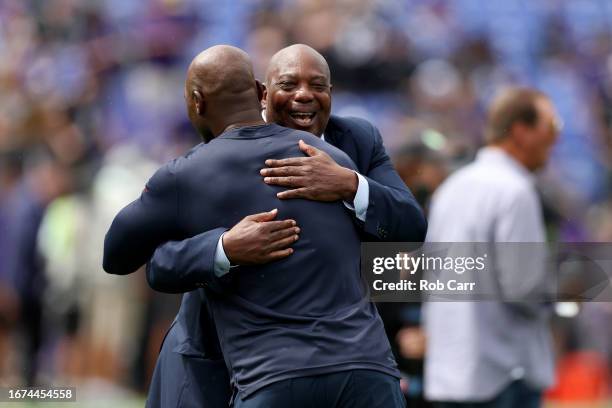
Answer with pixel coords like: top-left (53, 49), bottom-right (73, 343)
top-left (260, 44), bottom-right (358, 202)
top-left (184, 45), bottom-right (299, 264)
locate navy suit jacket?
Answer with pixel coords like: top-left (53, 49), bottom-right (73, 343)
top-left (104, 121), bottom-right (410, 407)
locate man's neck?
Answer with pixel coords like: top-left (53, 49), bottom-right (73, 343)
top-left (488, 143), bottom-right (532, 173)
top-left (215, 109), bottom-right (266, 135)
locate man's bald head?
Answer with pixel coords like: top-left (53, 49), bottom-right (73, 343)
top-left (265, 44), bottom-right (330, 86)
top-left (186, 45), bottom-right (255, 97)
top-left (264, 44), bottom-right (332, 136)
top-left (185, 45), bottom-right (262, 142)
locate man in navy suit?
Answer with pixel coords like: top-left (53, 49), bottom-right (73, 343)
top-left (143, 45), bottom-right (425, 407)
top-left (105, 45), bottom-right (407, 408)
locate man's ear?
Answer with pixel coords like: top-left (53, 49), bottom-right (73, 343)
top-left (509, 122), bottom-right (530, 149)
top-left (192, 90), bottom-right (205, 116)
top-left (260, 82), bottom-right (267, 111)
top-left (255, 79), bottom-right (265, 104)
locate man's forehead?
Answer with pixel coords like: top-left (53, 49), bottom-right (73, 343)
top-left (268, 52), bottom-right (330, 81)
top-left (536, 98), bottom-right (556, 119)
top-left (535, 98), bottom-right (563, 130)
top-left (275, 68), bottom-right (328, 80)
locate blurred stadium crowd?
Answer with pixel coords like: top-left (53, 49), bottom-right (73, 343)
top-left (1, 0), bottom-right (612, 405)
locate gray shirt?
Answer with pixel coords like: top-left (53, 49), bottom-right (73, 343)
top-left (423, 147), bottom-right (555, 401)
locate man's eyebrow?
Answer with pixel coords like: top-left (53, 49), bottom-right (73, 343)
top-left (276, 74), bottom-right (297, 81)
top-left (310, 75), bottom-right (329, 83)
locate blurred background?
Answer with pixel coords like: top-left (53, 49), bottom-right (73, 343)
top-left (0, 0), bottom-right (611, 406)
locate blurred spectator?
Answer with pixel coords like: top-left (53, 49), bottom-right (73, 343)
top-left (4, 149), bottom-right (71, 385)
top-left (424, 88), bottom-right (560, 407)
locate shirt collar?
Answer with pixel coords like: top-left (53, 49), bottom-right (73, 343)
top-left (476, 146), bottom-right (534, 182)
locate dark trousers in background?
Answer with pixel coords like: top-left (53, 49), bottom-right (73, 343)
top-left (234, 369), bottom-right (406, 408)
top-left (433, 381), bottom-right (542, 408)
top-left (21, 297), bottom-right (43, 386)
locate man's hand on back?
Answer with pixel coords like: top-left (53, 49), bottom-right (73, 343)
top-left (222, 209), bottom-right (300, 265)
top-left (260, 140), bottom-right (358, 202)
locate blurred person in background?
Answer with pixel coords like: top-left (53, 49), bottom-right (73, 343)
top-left (392, 123), bottom-right (451, 214)
top-left (3, 149), bottom-right (71, 386)
top-left (423, 87), bottom-right (561, 408)
top-left (0, 152), bottom-right (23, 381)
top-left (374, 126), bottom-right (451, 407)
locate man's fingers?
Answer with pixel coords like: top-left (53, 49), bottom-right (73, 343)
top-left (263, 176), bottom-right (306, 187)
top-left (299, 139), bottom-right (319, 157)
top-left (244, 208), bottom-right (278, 222)
top-left (267, 226), bottom-right (300, 242)
top-left (261, 219), bottom-right (297, 232)
top-left (277, 187), bottom-right (309, 200)
top-left (265, 248), bottom-right (294, 261)
top-left (267, 234), bottom-right (299, 252)
top-left (264, 157), bottom-right (307, 168)
top-left (260, 166), bottom-right (307, 177)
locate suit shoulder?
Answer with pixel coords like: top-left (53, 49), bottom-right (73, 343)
top-left (331, 116), bottom-right (378, 137)
top-left (166, 142), bottom-right (207, 173)
top-left (148, 142), bottom-right (206, 186)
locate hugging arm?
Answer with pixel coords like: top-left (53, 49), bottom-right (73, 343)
top-left (146, 209), bottom-right (299, 293)
top-left (103, 164), bottom-right (182, 275)
top-left (360, 124), bottom-right (427, 242)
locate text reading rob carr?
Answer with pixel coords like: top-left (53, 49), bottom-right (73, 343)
top-left (371, 253), bottom-right (487, 292)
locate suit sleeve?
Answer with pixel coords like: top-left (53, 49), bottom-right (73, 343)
top-left (103, 164), bottom-right (182, 275)
top-left (362, 125), bottom-right (427, 242)
top-left (146, 227), bottom-right (227, 293)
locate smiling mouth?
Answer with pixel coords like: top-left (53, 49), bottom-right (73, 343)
top-left (290, 112), bottom-right (316, 127)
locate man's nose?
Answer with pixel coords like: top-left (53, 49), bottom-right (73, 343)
top-left (294, 86), bottom-right (314, 102)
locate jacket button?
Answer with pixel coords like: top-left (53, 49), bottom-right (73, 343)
top-left (377, 226), bottom-right (387, 238)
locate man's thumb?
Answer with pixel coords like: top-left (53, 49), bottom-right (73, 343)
top-left (247, 208), bottom-right (278, 222)
top-left (299, 140), bottom-right (318, 157)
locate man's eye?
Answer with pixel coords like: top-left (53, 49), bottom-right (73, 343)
top-left (312, 84), bottom-right (328, 91)
top-left (278, 82), bottom-right (296, 90)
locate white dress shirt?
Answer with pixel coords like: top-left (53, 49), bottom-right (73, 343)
top-left (423, 147), bottom-right (555, 401)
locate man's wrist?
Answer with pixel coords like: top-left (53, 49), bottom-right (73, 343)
top-left (341, 167), bottom-right (358, 202)
top-left (214, 233), bottom-right (231, 277)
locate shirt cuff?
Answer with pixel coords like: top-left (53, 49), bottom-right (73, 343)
top-left (214, 233), bottom-right (231, 277)
top-left (342, 172), bottom-right (369, 222)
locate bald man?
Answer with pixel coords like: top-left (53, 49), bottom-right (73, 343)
top-left (104, 45), bottom-right (404, 408)
top-left (142, 44), bottom-right (423, 407)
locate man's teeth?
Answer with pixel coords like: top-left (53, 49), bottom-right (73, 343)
top-left (291, 113), bottom-right (315, 125)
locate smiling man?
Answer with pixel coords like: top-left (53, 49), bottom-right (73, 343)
top-left (138, 44), bottom-right (426, 408)
top-left (264, 45), bottom-right (331, 136)
top-left (258, 45), bottom-right (362, 205)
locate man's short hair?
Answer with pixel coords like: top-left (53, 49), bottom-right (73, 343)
top-left (485, 87), bottom-right (547, 143)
